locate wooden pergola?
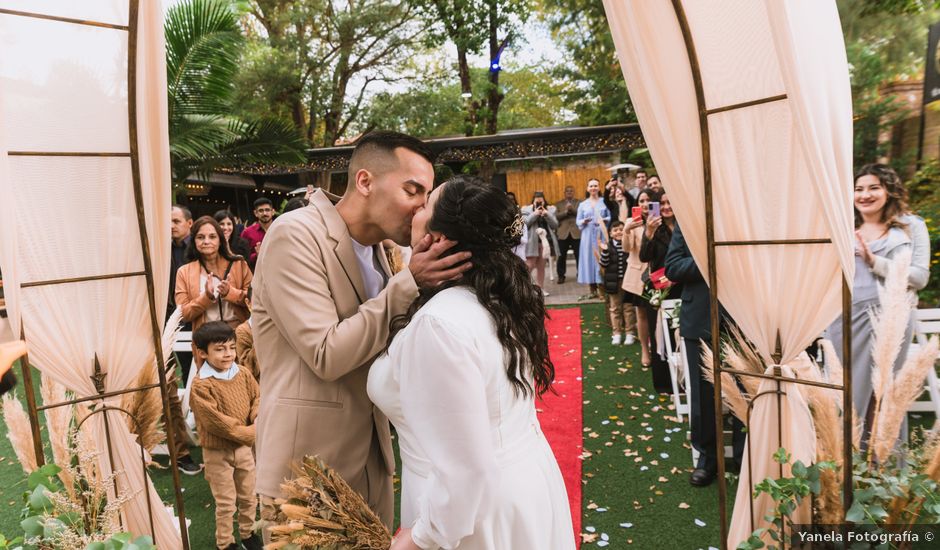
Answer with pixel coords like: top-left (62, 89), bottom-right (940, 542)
top-left (215, 123), bottom-right (646, 194)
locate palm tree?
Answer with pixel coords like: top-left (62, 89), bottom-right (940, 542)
top-left (165, 0), bottom-right (306, 190)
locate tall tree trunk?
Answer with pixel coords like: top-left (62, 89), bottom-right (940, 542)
top-left (324, 42), bottom-right (352, 146)
top-left (479, 0), bottom-right (503, 181)
top-left (457, 48), bottom-right (478, 136)
top-left (291, 98), bottom-right (307, 137)
top-left (484, 0), bottom-right (502, 135)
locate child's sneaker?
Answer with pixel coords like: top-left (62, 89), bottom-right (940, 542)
top-left (611, 334), bottom-right (622, 345)
top-left (623, 334), bottom-right (637, 345)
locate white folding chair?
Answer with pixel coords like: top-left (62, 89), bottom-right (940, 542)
top-left (663, 303), bottom-right (736, 466)
top-left (907, 309), bottom-right (940, 418)
top-left (659, 299), bottom-right (690, 421)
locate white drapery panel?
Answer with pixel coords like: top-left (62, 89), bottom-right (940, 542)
top-left (0, 2), bottom-right (178, 548)
top-left (602, 0), bottom-right (854, 364)
top-left (729, 364), bottom-right (816, 547)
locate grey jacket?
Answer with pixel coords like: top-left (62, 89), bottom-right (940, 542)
top-left (856, 215), bottom-right (930, 304)
top-left (521, 205), bottom-right (560, 258)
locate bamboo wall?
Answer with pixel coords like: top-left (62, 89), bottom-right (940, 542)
top-left (506, 166), bottom-right (613, 205)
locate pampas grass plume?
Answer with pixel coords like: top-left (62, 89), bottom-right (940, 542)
top-left (720, 371), bottom-right (750, 423)
top-left (40, 376), bottom-right (74, 498)
top-left (872, 336), bottom-right (940, 462)
top-left (2, 392), bottom-right (37, 473)
top-left (700, 344), bottom-right (750, 423)
top-left (870, 249), bottom-right (912, 413)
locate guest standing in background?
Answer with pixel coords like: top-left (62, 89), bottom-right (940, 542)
top-left (554, 185), bottom-right (581, 284)
top-left (175, 216), bottom-right (253, 354)
top-left (577, 179), bottom-right (610, 299)
top-left (648, 174), bottom-right (663, 194)
top-left (522, 191), bottom-right (560, 295)
top-left (167, 204), bottom-right (201, 476)
top-left (214, 210), bottom-right (251, 259)
top-left (241, 197), bottom-right (275, 270)
top-left (599, 221), bottom-right (632, 345)
top-left (827, 163), bottom-right (930, 449)
top-left (665, 223), bottom-right (746, 486)
top-left (168, 205), bottom-right (193, 320)
top-left (622, 189), bottom-right (653, 366)
top-left (612, 185), bottom-right (632, 224)
top-left (604, 176), bottom-right (622, 225)
top-left (628, 169), bottom-right (648, 200)
top-left (189, 321), bottom-right (263, 550)
top-left (639, 189), bottom-right (680, 393)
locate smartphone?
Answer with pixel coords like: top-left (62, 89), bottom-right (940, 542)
top-left (649, 202), bottom-right (661, 218)
top-left (631, 206), bottom-right (642, 222)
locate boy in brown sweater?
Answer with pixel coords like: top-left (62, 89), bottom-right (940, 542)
top-left (190, 321), bottom-right (262, 550)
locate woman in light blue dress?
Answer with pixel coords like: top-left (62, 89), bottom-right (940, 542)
top-left (576, 178), bottom-right (610, 297)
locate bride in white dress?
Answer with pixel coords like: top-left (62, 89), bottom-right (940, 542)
top-left (368, 176), bottom-right (575, 550)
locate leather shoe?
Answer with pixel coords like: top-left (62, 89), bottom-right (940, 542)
top-left (689, 468), bottom-right (715, 487)
top-left (557, 276), bottom-right (566, 284)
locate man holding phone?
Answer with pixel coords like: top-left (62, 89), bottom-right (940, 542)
top-left (553, 185), bottom-right (581, 283)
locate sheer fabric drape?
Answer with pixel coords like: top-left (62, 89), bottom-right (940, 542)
top-left (602, 0), bottom-right (853, 364)
top-left (0, 2), bottom-right (179, 547)
top-left (603, 1), bottom-right (853, 547)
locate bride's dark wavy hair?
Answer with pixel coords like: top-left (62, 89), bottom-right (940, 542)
top-left (387, 175), bottom-right (555, 397)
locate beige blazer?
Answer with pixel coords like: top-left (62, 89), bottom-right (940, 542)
top-left (621, 225), bottom-right (648, 296)
top-left (251, 190), bottom-right (419, 504)
top-left (553, 198), bottom-right (581, 239)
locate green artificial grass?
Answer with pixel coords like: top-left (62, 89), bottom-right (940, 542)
top-left (573, 303), bottom-right (728, 549)
top-left (0, 367), bottom-right (43, 540)
top-left (0, 305), bottom-right (735, 549)
top-left (3, 304), bottom-right (932, 548)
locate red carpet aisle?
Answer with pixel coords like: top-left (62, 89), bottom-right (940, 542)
top-left (537, 307), bottom-right (583, 546)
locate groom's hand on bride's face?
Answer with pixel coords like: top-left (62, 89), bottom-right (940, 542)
top-left (409, 234), bottom-right (472, 288)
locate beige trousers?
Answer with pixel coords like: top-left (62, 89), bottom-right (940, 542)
top-left (607, 291), bottom-right (637, 336)
top-left (204, 446), bottom-right (257, 549)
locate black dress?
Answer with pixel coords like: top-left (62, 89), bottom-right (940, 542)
top-left (639, 221), bottom-right (681, 393)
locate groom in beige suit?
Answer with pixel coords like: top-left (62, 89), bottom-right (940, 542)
top-left (252, 131), bottom-right (471, 531)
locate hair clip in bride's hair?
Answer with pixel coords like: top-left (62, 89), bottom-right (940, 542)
top-left (504, 214), bottom-right (524, 239)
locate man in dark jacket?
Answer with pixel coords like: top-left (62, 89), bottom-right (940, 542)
top-left (664, 223), bottom-right (744, 486)
top-left (165, 205), bottom-right (202, 476)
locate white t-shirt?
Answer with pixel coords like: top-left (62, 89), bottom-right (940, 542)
top-left (351, 238), bottom-right (385, 300)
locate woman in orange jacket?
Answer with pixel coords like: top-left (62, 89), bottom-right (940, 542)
top-left (175, 216), bottom-right (252, 348)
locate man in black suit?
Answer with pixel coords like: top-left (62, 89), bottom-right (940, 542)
top-left (664, 223), bottom-right (745, 486)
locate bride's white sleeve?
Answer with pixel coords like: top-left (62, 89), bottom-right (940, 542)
top-left (399, 315), bottom-right (498, 550)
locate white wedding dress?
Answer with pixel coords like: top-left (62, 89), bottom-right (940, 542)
top-left (368, 287), bottom-right (575, 550)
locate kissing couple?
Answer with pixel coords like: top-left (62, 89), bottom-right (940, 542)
top-left (252, 131), bottom-right (575, 549)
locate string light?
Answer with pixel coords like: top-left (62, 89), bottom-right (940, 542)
top-left (216, 130), bottom-right (645, 175)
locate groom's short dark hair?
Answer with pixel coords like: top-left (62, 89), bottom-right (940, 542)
top-left (348, 131), bottom-right (435, 183)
